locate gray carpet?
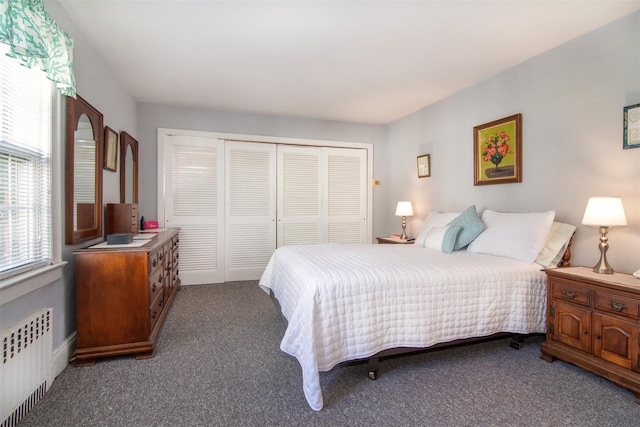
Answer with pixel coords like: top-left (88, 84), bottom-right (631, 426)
top-left (19, 281), bottom-right (640, 426)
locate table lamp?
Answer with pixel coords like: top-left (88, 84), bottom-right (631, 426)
top-left (581, 197), bottom-right (627, 274)
top-left (395, 201), bottom-right (414, 240)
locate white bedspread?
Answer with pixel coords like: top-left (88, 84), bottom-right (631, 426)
top-left (258, 243), bottom-right (547, 410)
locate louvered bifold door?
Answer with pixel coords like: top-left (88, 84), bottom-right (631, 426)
top-left (225, 142), bottom-right (277, 281)
top-left (324, 147), bottom-right (367, 244)
top-left (277, 145), bottom-right (322, 247)
top-left (164, 136), bottom-right (225, 285)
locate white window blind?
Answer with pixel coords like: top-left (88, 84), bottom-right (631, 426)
top-left (0, 44), bottom-right (53, 278)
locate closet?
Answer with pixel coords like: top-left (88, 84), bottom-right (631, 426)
top-left (159, 131), bottom-right (370, 285)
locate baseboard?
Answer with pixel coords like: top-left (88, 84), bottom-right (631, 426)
top-left (52, 332), bottom-right (76, 381)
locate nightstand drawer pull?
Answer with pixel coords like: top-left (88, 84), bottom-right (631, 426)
top-left (608, 300), bottom-right (625, 312)
top-left (562, 290), bottom-right (577, 300)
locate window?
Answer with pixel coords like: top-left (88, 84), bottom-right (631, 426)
top-left (0, 44), bottom-right (53, 279)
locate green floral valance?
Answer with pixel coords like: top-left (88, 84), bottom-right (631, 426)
top-left (0, 0), bottom-right (76, 97)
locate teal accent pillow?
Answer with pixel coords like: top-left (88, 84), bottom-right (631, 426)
top-left (447, 205), bottom-right (485, 250)
top-left (423, 226), bottom-right (462, 253)
top-left (441, 225), bottom-right (462, 254)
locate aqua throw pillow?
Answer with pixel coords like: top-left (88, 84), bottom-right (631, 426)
top-left (423, 225), bottom-right (462, 254)
top-left (447, 205), bottom-right (485, 250)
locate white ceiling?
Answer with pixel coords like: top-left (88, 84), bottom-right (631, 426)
top-left (56, 1), bottom-right (640, 124)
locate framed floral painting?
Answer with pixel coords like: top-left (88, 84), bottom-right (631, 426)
top-left (473, 114), bottom-right (522, 185)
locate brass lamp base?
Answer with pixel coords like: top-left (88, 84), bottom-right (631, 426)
top-left (593, 226), bottom-right (614, 274)
top-left (400, 216), bottom-right (408, 240)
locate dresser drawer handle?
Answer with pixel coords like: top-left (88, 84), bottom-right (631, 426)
top-left (151, 284), bottom-right (157, 292)
top-left (608, 300), bottom-right (625, 312)
top-left (152, 259), bottom-right (157, 267)
top-left (562, 290), bottom-right (577, 300)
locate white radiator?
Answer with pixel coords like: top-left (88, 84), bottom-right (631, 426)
top-left (1, 308), bottom-right (52, 427)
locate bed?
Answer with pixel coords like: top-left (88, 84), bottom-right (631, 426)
top-left (258, 207), bottom-right (575, 410)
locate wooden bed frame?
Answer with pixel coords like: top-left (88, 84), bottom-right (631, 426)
top-left (364, 239), bottom-right (573, 380)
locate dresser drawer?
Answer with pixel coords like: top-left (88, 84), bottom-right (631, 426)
top-left (551, 279), bottom-right (590, 306)
top-left (149, 249), bottom-right (162, 275)
top-left (149, 268), bottom-right (163, 304)
top-left (149, 292), bottom-right (164, 332)
top-left (594, 291), bottom-right (640, 320)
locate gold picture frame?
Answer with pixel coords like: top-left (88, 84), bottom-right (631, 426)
top-left (417, 154), bottom-right (430, 178)
top-left (473, 114), bottom-right (522, 185)
top-left (103, 126), bottom-right (118, 172)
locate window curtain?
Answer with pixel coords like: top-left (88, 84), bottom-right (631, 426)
top-left (0, 0), bottom-right (76, 97)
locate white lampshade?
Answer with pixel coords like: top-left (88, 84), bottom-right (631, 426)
top-left (395, 201), bottom-right (414, 217)
top-left (582, 197), bottom-right (627, 227)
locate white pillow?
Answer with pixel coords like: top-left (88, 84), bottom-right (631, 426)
top-left (414, 211), bottom-right (461, 247)
top-left (535, 222), bottom-right (576, 268)
top-left (467, 210), bottom-right (555, 263)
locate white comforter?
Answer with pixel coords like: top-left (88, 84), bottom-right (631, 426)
top-left (258, 243), bottom-right (547, 410)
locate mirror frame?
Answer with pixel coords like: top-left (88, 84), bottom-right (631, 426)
top-left (119, 131), bottom-right (139, 204)
top-left (65, 95), bottom-right (104, 244)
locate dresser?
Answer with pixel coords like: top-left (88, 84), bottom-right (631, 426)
top-left (540, 267), bottom-right (640, 403)
top-left (74, 228), bottom-right (180, 366)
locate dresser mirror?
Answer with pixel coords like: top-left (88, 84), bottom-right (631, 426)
top-left (119, 131), bottom-right (138, 204)
top-left (65, 95), bottom-right (103, 244)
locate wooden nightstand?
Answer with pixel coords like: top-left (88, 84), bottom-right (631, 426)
top-left (540, 266), bottom-right (640, 404)
top-left (376, 237), bottom-right (414, 244)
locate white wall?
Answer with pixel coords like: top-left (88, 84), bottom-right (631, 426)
top-left (385, 11), bottom-right (640, 274)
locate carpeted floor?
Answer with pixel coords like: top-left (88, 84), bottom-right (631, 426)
top-left (18, 281), bottom-right (640, 426)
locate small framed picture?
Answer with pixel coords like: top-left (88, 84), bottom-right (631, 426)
top-left (473, 113), bottom-right (522, 185)
top-left (103, 126), bottom-right (118, 171)
top-left (623, 103), bottom-right (640, 149)
top-left (417, 154), bottom-right (430, 178)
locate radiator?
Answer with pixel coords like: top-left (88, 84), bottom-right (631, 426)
top-left (1, 308), bottom-right (52, 427)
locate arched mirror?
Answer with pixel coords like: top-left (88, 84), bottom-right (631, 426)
top-left (120, 131), bottom-right (138, 204)
top-left (66, 95), bottom-right (103, 244)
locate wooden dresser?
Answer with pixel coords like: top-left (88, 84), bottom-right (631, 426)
top-left (74, 228), bottom-right (180, 366)
top-left (540, 266), bottom-right (640, 403)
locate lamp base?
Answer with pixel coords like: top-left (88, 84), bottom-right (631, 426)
top-left (593, 226), bottom-right (614, 274)
top-left (593, 264), bottom-right (614, 274)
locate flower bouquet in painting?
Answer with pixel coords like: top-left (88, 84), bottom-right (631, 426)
top-left (482, 131), bottom-right (512, 177)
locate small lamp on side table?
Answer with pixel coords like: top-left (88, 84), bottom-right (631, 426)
top-left (581, 197), bottom-right (627, 274)
top-left (395, 201), bottom-right (414, 240)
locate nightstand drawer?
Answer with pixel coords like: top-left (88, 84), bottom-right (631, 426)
top-left (594, 291), bottom-right (640, 320)
top-left (551, 279), bottom-right (590, 306)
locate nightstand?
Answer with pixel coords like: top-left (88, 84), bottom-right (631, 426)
top-left (376, 237), bottom-right (414, 244)
top-left (540, 266), bottom-right (640, 404)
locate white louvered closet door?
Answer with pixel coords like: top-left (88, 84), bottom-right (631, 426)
top-left (324, 147), bottom-right (367, 243)
top-left (225, 142), bottom-right (277, 281)
top-left (277, 145), bottom-right (322, 247)
top-left (164, 136), bottom-right (225, 285)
